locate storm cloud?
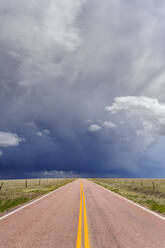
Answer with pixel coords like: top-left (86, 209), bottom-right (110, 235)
top-left (1, 0), bottom-right (165, 178)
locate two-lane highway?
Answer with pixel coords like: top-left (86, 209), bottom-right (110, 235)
top-left (1, 179), bottom-right (165, 247)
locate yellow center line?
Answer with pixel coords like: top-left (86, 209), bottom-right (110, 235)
top-left (76, 184), bottom-right (83, 248)
top-left (76, 181), bottom-right (90, 248)
top-left (82, 187), bottom-right (90, 248)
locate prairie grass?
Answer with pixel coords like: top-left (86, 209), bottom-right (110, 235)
top-left (91, 178), bottom-right (165, 214)
top-left (0, 178), bottom-right (74, 214)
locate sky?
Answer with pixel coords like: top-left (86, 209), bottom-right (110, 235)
top-left (1, 0), bottom-right (165, 178)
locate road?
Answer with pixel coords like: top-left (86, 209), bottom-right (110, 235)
top-left (1, 179), bottom-right (165, 248)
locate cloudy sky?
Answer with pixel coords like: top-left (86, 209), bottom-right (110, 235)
top-left (1, 0), bottom-right (165, 178)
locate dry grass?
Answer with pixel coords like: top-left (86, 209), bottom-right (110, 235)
top-left (0, 178), bottom-right (74, 214)
top-left (91, 178), bottom-right (165, 214)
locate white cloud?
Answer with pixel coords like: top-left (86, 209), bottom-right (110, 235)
top-left (105, 96), bottom-right (165, 114)
top-left (85, 120), bottom-right (93, 123)
top-left (0, 150), bottom-right (3, 156)
top-left (37, 129), bottom-right (50, 137)
top-left (29, 170), bottom-right (79, 178)
top-left (88, 124), bottom-right (102, 132)
top-left (106, 96), bottom-right (165, 136)
top-left (102, 121), bottom-right (117, 129)
top-left (0, 131), bottom-right (24, 147)
top-left (43, 129), bottom-right (50, 135)
top-left (37, 132), bottom-right (43, 137)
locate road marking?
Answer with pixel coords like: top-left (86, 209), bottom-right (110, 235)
top-left (92, 181), bottom-right (165, 221)
top-left (0, 182), bottom-right (72, 221)
top-left (82, 188), bottom-right (90, 248)
top-left (76, 184), bottom-right (83, 248)
top-left (76, 181), bottom-right (90, 248)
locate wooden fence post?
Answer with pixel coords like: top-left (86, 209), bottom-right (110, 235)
top-left (152, 181), bottom-right (155, 192)
top-left (25, 179), bottom-right (28, 188)
top-left (0, 182), bottom-right (4, 190)
top-left (132, 180), bottom-right (134, 187)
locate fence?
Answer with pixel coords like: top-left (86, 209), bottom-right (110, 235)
top-left (0, 178), bottom-right (65, 191)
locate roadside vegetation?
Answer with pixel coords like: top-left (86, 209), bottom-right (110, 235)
top-left (0, 178), bottom-right (74, 214)
top-left (91, 178), bottom-right (165, 214)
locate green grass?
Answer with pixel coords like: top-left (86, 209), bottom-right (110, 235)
top-left (0, 178), bottom-right (74, 213)
top-left (145, 200), bottom-right (165, 213)
top-left (0, 197), bottom-right (28, 212)
top-left (91, 178), bottom-right (165, 214)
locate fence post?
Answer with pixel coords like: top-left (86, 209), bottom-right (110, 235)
top-left (0, 182), bottom-right (4, 190)
top-left (156, 182), bottom-right (159, 193)
top-left (25, 179), bottom-right (28, 188)
top-left (152, 181), bottom-right (155, 192)
top-left (132, 180), bottom-right (134, 188)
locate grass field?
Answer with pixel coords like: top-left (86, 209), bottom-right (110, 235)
top-left (92, 178), bottom-right (165, 214)
top-left (0, 178), bottom-right (74, 214)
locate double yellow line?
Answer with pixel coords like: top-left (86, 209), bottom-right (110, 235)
top-left (76, 182), bottom-right (90, 248)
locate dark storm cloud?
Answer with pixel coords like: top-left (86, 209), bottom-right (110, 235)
top-left (1, 0), bottom-right (165, 178)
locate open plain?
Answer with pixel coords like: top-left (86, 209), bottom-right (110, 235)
top-left (1, 179), bottom-right (165, 248)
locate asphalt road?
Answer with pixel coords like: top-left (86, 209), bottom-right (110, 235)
top-left (1, 179), bottom-right (165, 248)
